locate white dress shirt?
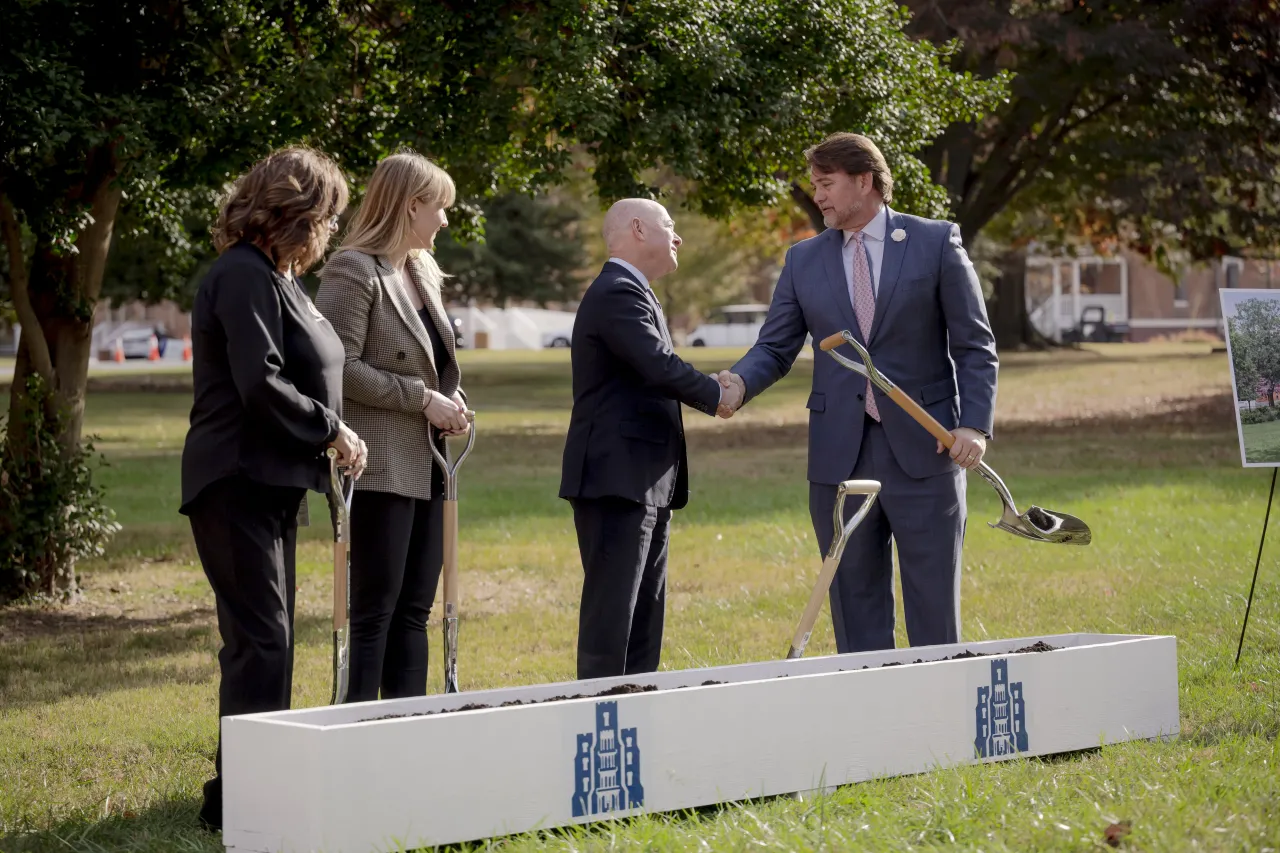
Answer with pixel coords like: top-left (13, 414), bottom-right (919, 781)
top-left (842, 204), bottom-right (887, 297)
top-left (608, 256), bottom-right (649, 288)
top-left (606, 256), bottom-right (725, 408)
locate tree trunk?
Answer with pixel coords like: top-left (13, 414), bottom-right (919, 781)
top-left (986, 246), bottom-right (1049, 350)
top-left (18, 249), bottom-right (100, 448)
top-left (9, 264), bottom-right (98, 441)
top-left (2, 147), bottom-right (122, 600)
top-left (953, 207), bottom-right (1048, 350)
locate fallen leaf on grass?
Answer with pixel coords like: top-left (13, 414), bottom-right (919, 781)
top-left (1104, 821), bottom-right (1132, 847)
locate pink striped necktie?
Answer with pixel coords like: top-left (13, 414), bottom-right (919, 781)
top-left (849, 231), bottom-right (880, 421)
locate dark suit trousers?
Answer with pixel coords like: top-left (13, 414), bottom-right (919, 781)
top-left (572, 497), bottom-right (671, 680)
top-left (809, 417), bottom-right (965, 653)
top-left (346, 472), bottom-right (444, 703)
top-left (187, 474), bottom-right (305, 826)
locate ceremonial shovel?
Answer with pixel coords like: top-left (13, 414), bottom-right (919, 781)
top-left (430, 411), bottom-right (477, 694)
top-left (786, 478), bottom-right (882, 659)
top-left (325, 448), bottom-right (356, 705)
top-left (819, 330), bottom-right (1092, 546)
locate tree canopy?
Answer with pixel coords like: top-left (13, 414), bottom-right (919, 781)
top-left (894, 0), bottom-right (1280, 342)
top-left (434, 192), bottom-right (588, 307)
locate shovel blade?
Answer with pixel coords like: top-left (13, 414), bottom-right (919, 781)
top-left (990, 504), bottom-right (1092, 545)
top-left (443, 615), bottom-right (459, 694)
top-left (330, 626), bottom-right (351, 705)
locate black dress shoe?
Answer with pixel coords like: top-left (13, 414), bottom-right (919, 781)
top-left (198, 778), bottom-right (222, 832)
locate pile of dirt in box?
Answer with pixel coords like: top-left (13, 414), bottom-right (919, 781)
top-left (362, 683), bottom-right (660, 722)
top-left (849, 642), bottom-right (1059, 670)
top-left (358, 645), bottom-right (1057, 722)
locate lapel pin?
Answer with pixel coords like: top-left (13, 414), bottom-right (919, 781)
top-left (891, 228), bottom-right (906, 242)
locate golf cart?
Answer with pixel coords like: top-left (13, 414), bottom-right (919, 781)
top-left (1061, 306), bottom-right (1129, 343)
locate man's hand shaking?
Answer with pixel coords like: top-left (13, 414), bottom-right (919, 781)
top-left (712, 370), bottom-right (745, 418)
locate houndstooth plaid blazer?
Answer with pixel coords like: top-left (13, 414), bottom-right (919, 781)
top-left (316, 249), bottom-right (462, 500)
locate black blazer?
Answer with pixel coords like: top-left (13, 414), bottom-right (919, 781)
top-left (180, 243), bottom-right (344, 513)
top-left (559, 262), bottom-right (721, 509)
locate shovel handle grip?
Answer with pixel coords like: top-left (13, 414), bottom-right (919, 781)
top-left (837, 479), bottom-right (880, 495)
top-left (431, 412), bottom-right (476, 496)
top-left (819, 332), bottom-right (847, 351)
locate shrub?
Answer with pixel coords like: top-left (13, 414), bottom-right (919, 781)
top-left (1239, 405), bottom-right (1280, 425)
top-left (0, 375), bottom-right (121, 603)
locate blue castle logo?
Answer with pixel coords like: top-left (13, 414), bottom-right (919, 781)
top-left (571, 701), bottom-right (644, 817)
top-left (974, 659), bottom-right (1029, 759)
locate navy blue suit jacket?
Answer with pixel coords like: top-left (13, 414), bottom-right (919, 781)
top-left (560, 263), bottom-right (722, 508)
top-left (732, 209), bottom-right (998, 483)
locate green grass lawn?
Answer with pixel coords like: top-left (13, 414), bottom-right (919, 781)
top-left (2, 344), bottom-right (1279, 852)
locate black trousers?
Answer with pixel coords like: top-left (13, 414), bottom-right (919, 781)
top-left (571, 496), bottom-right (671, 680)
top-left (188, 474), bottom-right (305, 828)
top-left (346, 471), bottom-right (444, 702)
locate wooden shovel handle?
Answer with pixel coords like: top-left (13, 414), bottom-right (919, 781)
top-left (885, 385), bottom-right (956, 449)
top-left (442, 500), bottom-right (458, 618)
top-left (819, 331), bottom-right (955, 449)
top-left (789, 552), bottom-right (839, 655)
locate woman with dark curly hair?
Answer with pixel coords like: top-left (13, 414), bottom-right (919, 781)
top-left (179, 146), bottom-right (368, 832)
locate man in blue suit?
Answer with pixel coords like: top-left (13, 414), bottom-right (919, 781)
top-left (718, 133), bottom-right (998, 653)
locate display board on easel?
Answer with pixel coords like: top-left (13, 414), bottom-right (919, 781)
top-left (1220, 288), bottom-right (1280, 663)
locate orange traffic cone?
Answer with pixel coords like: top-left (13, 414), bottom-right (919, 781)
top-left (181, 336), bottom-right (192, 361)
top-left (147, 334), bottom-right (160, 361)
top-left (113, 340), bottom-right (125, 363)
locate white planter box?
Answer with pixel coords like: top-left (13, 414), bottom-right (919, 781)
top-left (222, 633), bottom-right (1178, 853)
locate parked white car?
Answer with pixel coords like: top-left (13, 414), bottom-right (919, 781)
top-left (118, 328), bottom-right (159, 359)
top-left (542, 327), bottom-right (573, 348)
top-left (687, 304), bottom-right (771, 347)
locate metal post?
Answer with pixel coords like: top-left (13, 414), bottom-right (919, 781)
top-left (1235, 468), bottom-right (1277, 666)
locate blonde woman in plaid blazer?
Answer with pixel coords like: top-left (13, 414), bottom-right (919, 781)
top-left (316, 151), bottom-right (470, 703)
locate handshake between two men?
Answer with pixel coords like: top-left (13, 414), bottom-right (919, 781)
top-left (711, 371), bottom-right (746, 419)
